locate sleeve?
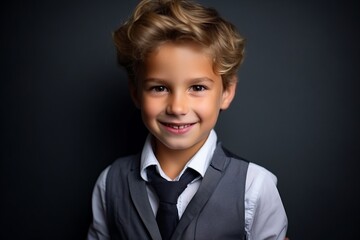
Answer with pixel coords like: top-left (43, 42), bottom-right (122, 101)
top-left (87, 166), bottom-right (111, 240)
top-left (245, 163), bottom-right (288, 240)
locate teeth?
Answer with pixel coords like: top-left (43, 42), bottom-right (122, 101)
top-left (166, 124), bottom-right (191, 129)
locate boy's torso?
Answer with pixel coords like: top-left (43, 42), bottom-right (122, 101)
top-left (105, 143), bottom-right (248, 240)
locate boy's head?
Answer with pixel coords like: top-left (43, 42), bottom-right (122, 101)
top-left (113, 0), bottom-right (245, 156)
top-left (113, 0), bottom-right (245, 89)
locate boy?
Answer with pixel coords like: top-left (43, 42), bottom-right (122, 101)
top-left (87, 0), bottom-right (287, 239)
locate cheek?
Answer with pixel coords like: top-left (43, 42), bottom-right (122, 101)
top-left (194, 98), bottom-right (221, 119)
top-left (141, 97), bottom-right (161, 118)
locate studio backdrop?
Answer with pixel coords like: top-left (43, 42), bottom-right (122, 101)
top-left (1, 0), bottom-right (359, 239)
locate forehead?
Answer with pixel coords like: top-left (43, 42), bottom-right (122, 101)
top-left (142, 42), bottom-right (217, 78)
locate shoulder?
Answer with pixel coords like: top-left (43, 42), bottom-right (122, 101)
top-left (215, 144), bottom-right (249, 170)
top-left (247, 162), bottom-right (278, 188)
top-left (219, 146), bottom-right (278, 193)
top-left (217, 145), bottom-right (277, 186)
top-left (95, 154), bottom-right (141, 189)
top-left (106, 153), bottom-right (141, 182)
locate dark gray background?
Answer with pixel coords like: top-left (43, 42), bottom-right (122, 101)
top-left (1, 0), bottom-right (359, 239)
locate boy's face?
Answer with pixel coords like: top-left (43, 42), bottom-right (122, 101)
top-left (132, 42), bottom-right (236, 155)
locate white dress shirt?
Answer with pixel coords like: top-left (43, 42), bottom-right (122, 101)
top-left (87, 130), bottom-right (288, 240)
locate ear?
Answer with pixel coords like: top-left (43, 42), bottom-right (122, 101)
top-left (129, 80), bottom-right (140, 109)
top-left (220, 77), bottom-right (237, 110)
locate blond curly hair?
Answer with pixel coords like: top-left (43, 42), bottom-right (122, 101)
top-left (113, 0), bottom-right (245, 89)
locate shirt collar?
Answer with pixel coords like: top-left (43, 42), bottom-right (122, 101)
top-left (140, 130), bottom-right (218, 181)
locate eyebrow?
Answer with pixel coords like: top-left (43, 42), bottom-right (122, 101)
top-left (143, 78), bottom-right (167, 84)
top-left (144, 77), bottom-right (214, 84)
top-left (190, 77), bottom-right (215, 84)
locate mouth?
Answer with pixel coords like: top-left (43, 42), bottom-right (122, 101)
top-left (159, 122), bottom-right (196, 134)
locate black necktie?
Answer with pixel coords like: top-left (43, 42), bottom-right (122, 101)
top-left (147, 166), bottom-right (199, 240)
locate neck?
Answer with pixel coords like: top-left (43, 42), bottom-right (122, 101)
top-left (154, 139), bottom-right (206, 180)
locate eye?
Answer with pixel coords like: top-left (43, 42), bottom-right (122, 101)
top-left (150, 86), bottom-right (168, 92)
top-left (191, 85), bottom-right (207, 91)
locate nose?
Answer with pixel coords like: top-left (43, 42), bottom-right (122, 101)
top-left (166, 92), bottom-right (188, 115)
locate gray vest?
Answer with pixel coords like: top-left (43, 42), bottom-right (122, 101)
top-left (106, 143), bottom-right (249, 240)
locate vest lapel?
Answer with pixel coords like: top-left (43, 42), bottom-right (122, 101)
top-left (128, 164), bottom-right (162, 240)
top-left (171, 143), bottom-right (229, 240)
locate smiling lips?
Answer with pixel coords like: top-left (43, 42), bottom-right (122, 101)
top-left (160, 122), bottom-right (196, 134)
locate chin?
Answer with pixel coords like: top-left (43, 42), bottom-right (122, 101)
top-left (157, 137), bottom-right (194, 150)
top-left (162, 142), bottom-right (191, 150)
